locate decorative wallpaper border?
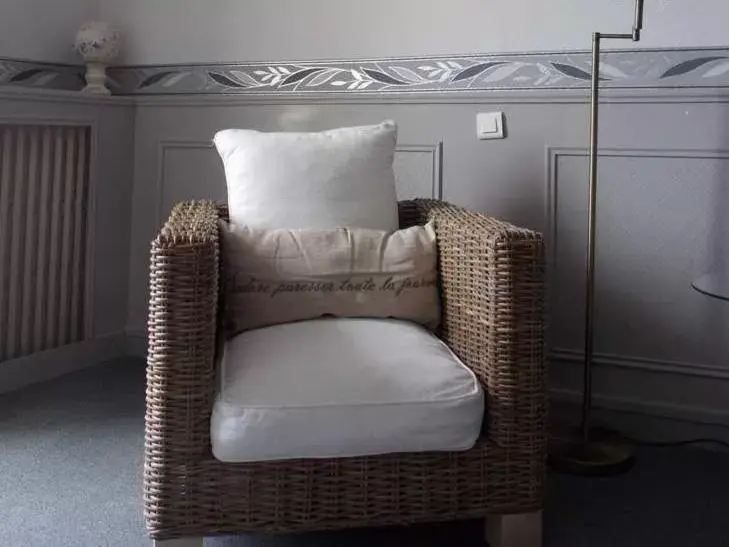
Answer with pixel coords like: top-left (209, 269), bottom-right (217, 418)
top-left (4, 48), bottom-right (729, 95)
top-left (107, 48), bottom-right (729, 95)
top-left (0, 58), bottom-right (84, 92)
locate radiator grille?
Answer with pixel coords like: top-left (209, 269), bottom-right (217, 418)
top-left (0, 124), bottom-right (91, 361)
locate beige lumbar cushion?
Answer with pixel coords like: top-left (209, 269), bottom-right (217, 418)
top-left (220, 221), bottom-right (440, 334)
top-left (213, 121), bottom-right (399, 231)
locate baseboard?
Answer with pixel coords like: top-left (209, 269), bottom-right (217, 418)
top-left (550, 387), bottom-right (729, 428)
top-left (550, 390), bottom-right (729, 446)
top-left (0, 332), bottom-right (128, 394)
top-left (549, 349), bottom-right (729, 444)
top-left (550, 347), bottom-right (729, 380)
top-left (125, 330), bottom-right (147, 358)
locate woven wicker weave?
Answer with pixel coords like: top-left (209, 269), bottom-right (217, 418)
top-left (145, 199), bottom-right (546, 540)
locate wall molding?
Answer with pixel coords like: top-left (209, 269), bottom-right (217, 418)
top-left (545, 146), bottom-right (729, 268)
top-left (395, 143), bottom-right (444, 200)
top-left (125, 330), bottom-right (147, 359)
top-left (550, 387), bottom-right (729, 429)
top-left (6, 47), bottom-right (729, 96)
top-left (545, 146), bottom-right (729, 388)
top-left (550, 347), bottom-right (729, 381)
top-left (132, 87), bottom-right (729, 106)
top-left (5, 81), bottom-right (729, 107)
top-left (550, 351), bottom-right (729, 433)
top-left (0, 332), bottom-right (129, 394)
top-left (0, 86), bottom-right (134, 106)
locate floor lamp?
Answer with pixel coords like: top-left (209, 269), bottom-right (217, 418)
top-left (550, 0), bottom-right (646, 475)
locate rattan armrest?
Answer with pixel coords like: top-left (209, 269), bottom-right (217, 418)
top-left (399, 200), bottom-right (547, 451)
top-left (146, 201), bottom-right (220, 464)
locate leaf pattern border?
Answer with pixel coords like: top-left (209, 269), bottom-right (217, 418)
top-left (109, 49), bottom-right (729, 95)
top-left (0, 59), bottom-right (84, 91)
top-left (3, 48), bottom-right (729, 95)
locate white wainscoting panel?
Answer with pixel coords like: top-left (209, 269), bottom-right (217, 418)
top-left (393, 143), bottom-right (443, 200)
top-left (547, 147), bottom-right (729, 426)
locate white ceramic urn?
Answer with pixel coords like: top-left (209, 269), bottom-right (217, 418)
top-left (74, 21), bottom-right (121, 95)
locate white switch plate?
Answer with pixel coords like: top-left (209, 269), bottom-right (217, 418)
top-left (477, 112), bottom-right (505, 140)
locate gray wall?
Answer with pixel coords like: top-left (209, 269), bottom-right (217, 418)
top-left (100, 0), bottom-right (729, 64)
top-left (0, 0), bottom-right (96, 62)
top-left (127, 88), bottom-right (729, 435)
top-left (5, 0), bottom-right (728, 436)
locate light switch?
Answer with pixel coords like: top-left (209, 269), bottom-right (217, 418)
top-left (477, 112), bottom-right (505, 140)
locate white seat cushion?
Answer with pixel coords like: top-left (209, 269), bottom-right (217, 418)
top-left (211, 318), bottom-right (484, 462)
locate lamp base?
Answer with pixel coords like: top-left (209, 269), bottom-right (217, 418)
top-left (548, 427), bottom-right (635, 476)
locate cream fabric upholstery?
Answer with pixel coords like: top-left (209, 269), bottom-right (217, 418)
top-left (213, 121), bottom-right (399, 230)
top-left (219, 222), bottom-right (439, 333)
top-left (211, 318), bottom-right (485, 463)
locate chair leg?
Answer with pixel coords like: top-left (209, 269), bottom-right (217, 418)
top-left (485, 511), bottom-right (542, 547)
top-left (152, 539), bottom-right (203, 547)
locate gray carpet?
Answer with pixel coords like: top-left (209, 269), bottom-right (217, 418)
top-left (1, 358), bottom-right (728, 547)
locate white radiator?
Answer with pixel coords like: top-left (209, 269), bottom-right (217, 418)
top-left (0, 124), bottom-right (91, 361)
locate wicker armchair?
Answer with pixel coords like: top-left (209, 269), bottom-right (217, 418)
top-left (145, 199), bottom-right (547, 547)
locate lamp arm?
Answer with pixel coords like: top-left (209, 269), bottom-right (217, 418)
top-left (633, 0), bottom-right (645, 40)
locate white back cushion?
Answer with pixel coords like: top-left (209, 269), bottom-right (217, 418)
top-left (213, 121), bottom-right (399, 230)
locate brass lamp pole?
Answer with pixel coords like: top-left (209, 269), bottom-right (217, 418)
top-left (550, 0), bottom-right (645, 475)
